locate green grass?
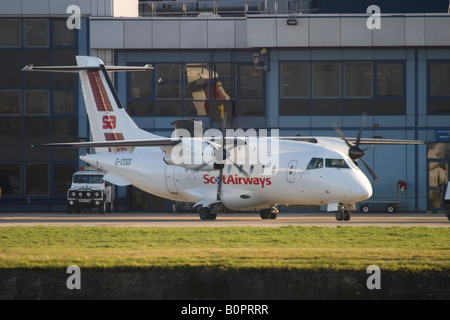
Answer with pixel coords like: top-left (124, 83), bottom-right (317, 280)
top-left (0, 226), bottom-right (449, 272)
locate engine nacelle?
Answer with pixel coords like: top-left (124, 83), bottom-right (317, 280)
top-left (162, 138), bottom-right (218, 171)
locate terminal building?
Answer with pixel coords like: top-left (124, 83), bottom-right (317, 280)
top-left (1, 0), bottom-right (450, 212)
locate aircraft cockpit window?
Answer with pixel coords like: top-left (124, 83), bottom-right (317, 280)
top-left (325, 158), bottom-right (350, 169)
top-left (306, 157), bottom-right (323, 170)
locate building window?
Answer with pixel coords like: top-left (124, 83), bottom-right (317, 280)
top-left (239, 65), bottom-right (264, 99)
top-left (24, 90), bottom-right (49, 114)
top-left (343, 62), bottom-right (373, 114)
top-left (375, 63), bottom-right (404, 115)
top-left (51, 118), bottom-right (78, 161)
top-left (281, 62), bottom-right (309, 98)
top-left (52, 20), bottom-right (75, 47)
top-left (0, 163), bottom-right (21, 195)
top-left (312, 62), bottom-right (341, 98)
top-left (0, 90), bottom-right (21, 114)
top-left (130, 69), bottom-right (152, 99)
top-left (53, 164), bottom-right (76, 195)
top-left (184, 63), bottom-right (208, 116)
top-left (280, 61), bottom-right (404, 116)
top-left (428, 61), bottom-right (450, 114)
top-left (24, 19), bottom-right (49, 47)
top-left (344, 62), bottom-right (372, 98)
top-left (0, 50), bottom-right (21, 88)
top-left (53, 91), bottom-right (75, 114)
top-left (25, 163), bottom-right (48, 196)
top-left (0, 118), bottom-right (21, 160)
top-left (279, 62), bottom-right (309, 115)
top-left (23, 50), bottom-right (50, 88)
top-left (0, 19), bottom-right (20, 47)
top-left (376, 63), bottom-right (403, 96)
top-left (52, 51), bottom-right (78, 88)
top-left (311, 62), bottom-right (341, 115)
top-left (427, 143), bottom-right (450, 209)
top-left (23, 118), bottom-right (49, 161)
top-left (212, 63), bottom-right (233, 100)
top-left (156, 64), bottom-right (180, 99)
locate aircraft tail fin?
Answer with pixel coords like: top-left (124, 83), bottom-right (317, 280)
top-left (76, 56), bottom-right (157, 153)
top-left (23, 56), bottom-right (158, 153)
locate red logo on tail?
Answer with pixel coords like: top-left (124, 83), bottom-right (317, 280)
top-left (102, 115), bottom-right (116, 129)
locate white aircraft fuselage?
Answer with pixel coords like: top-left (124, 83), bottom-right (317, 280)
top-left (80, 139), bottom-right (372, 211)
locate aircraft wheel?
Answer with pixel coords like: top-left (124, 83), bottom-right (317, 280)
top-left (343, 210), bottom-right (351, 221)
top-left (200, 207), bottom-right (216, 220)
top-left (260, 209), bottom-right (270, 219)
top-left (269, 212), bottom-right (278, 219)
top-left (335, 211), bottom-right (343, 221)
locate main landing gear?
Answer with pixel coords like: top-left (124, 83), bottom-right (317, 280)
top-left (335, 209), bottom-right (351, 221)
top-left (260, 207), bottom-right (279, 220)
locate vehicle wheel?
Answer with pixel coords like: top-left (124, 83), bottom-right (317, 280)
top-left (269, 212), bottom-right (278, 219)
top-left (386, 205), bottom-right (396, 213)
top-left (98, 202), bottom-right (105, 214)
top-left (335, 211), bottom-right (343, 221)
top-left (360, 205), bottom-right (370, 213)
top-left (106, 202), bottom-right (112, 213)
top-left (446, 214), bottom-right (450, 222)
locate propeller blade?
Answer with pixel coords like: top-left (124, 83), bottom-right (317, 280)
top-left (332, 124), bottom-right (352, 148)
top-left (216, 111), bottom-right (227, 201)
top-left (360, 158), bottom-right (379, 183)
top-left (355, 113), bottom-right (367, 147)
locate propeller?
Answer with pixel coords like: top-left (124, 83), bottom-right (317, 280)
top-left (333, 114), bottom-right (379, 182)
top-left (216, 112), bottom-right (249, 201)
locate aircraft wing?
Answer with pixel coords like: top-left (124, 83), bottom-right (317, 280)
top-left (277, 136), bottom-right (424, 145)
top-left (354, 138), bottom-right (424, 145)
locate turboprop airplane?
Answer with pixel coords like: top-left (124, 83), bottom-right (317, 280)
top-left (23, 56), bottom-right (424, 221)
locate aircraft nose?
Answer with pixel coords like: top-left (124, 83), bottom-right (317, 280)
top-left (351, 176), bottom-right (373, 201)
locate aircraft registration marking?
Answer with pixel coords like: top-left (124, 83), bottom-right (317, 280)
top-left (115, 158), bottom-right (132, 166)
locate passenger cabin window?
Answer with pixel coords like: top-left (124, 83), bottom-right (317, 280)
top-left (325, 158), bottom-right (350, 169)
top-left (307, 157), bottom-right (323, 170)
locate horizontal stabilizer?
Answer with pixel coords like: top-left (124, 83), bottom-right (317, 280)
top-left (39, 138), bottom-right (181, 148)
top-left (22, 65), bottom-right (152, 73)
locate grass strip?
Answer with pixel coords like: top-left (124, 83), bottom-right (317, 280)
top-left (0, 226), bottom-right (449, 272)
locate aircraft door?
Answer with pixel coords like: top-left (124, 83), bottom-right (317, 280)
top-left (286, 160), bottom-right (298, 183)
top-left (165, 165), bottom-right (178, 194)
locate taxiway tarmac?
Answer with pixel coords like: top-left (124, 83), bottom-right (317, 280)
top-left (0, 212), bottom-right (448, 227)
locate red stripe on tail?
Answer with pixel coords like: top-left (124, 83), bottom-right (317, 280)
top-left (104, 133), bottom-right (127, 152)
top-left (87, 70), bottom-right (113, 112)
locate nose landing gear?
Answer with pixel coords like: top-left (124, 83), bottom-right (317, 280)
top-left (335, 205), bottom-right (351, 221)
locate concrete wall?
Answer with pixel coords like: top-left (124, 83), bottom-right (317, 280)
top-left (88, 14), bottom-right (450, 50)
top-left (1, 268), bottom-right (449, 299)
